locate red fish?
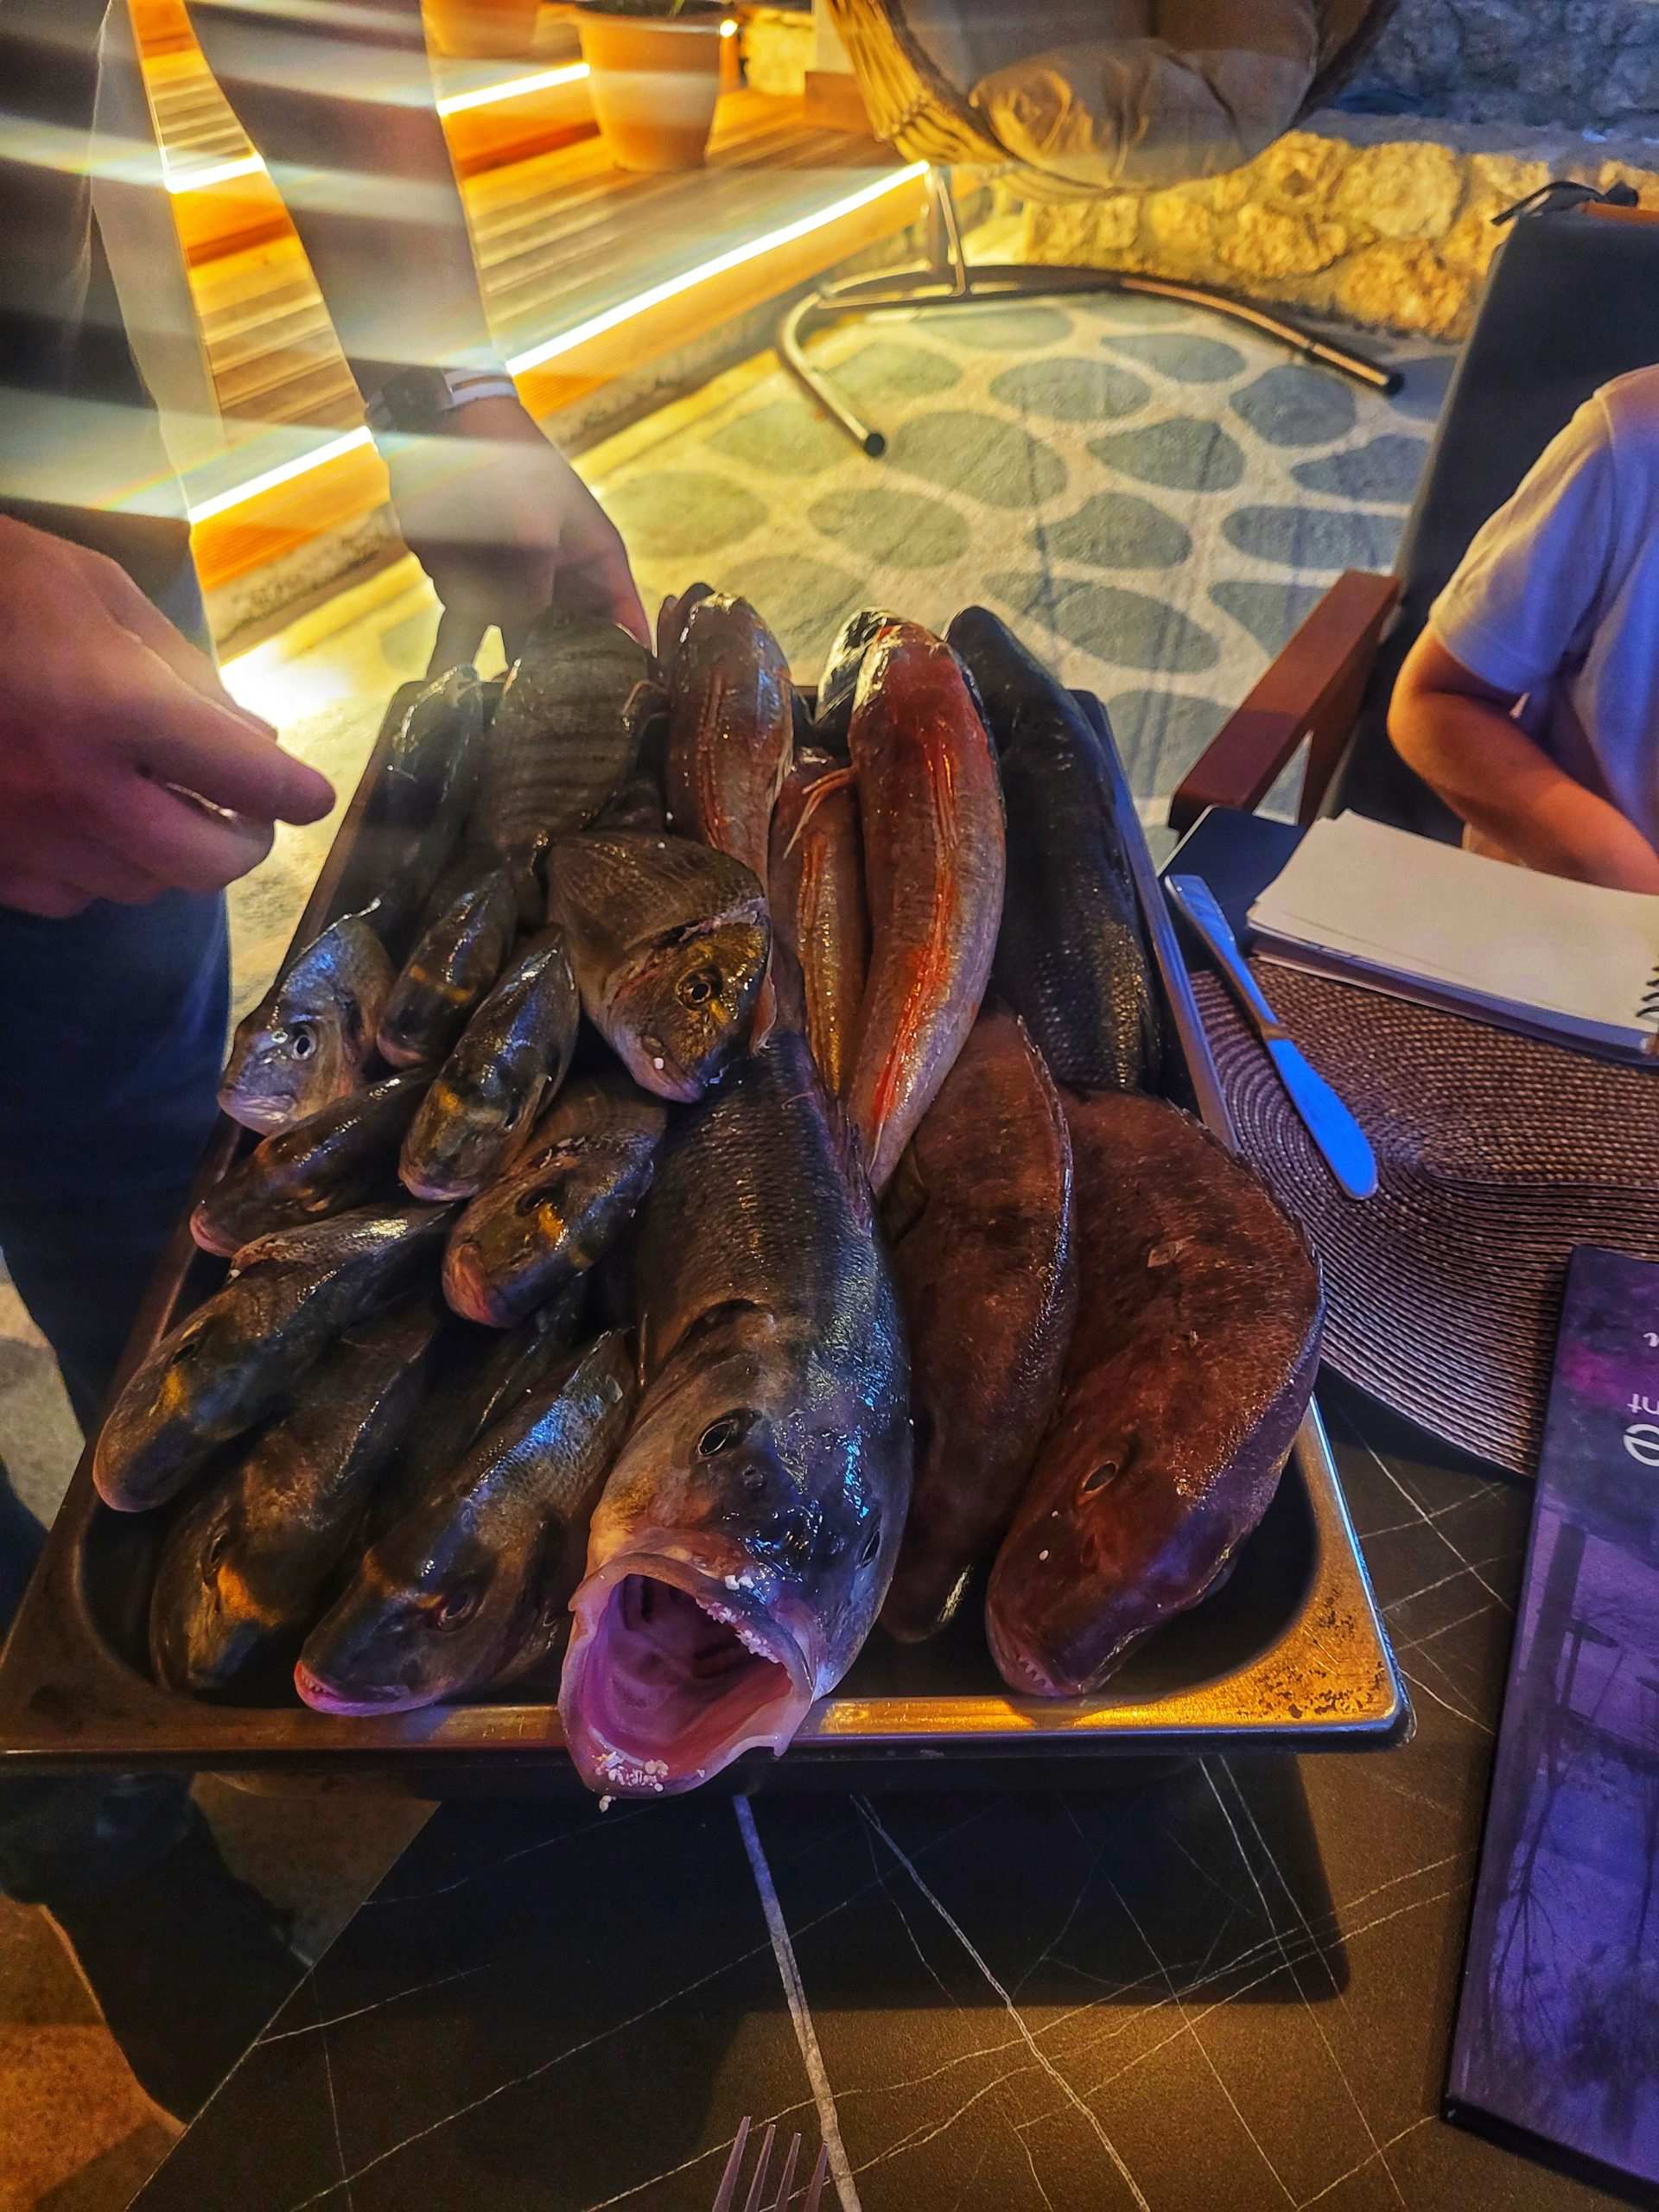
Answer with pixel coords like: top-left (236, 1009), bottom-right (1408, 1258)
top-left (768, 747), bottom-right (868, 1097)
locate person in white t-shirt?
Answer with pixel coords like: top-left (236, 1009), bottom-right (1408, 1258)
top-left (1389, 365), bottom-right (1659, 893)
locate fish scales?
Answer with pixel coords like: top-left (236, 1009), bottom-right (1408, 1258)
top-left (769, 751), bottom-right (868, 1097)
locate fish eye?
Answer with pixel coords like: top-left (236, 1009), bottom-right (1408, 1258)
top-left (677, 966), bottom-right (720, 1009)
top-left (858, 1512), bottom-right (883, 1566)
top-left (434, 1584), bottom-right (482, 1630)
top-left (513, 1182), bottom-right (556, 1218)
top-left (697, 1412), bottom-right (751, 1458)
top-left (289, 1023), bottom-right (317, 1061)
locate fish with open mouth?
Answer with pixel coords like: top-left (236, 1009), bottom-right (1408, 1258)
top-left (478, 602), bottom-right (653, 919)
top-left (148, 1299), bottom-right (440, 1698)
top-left (880, 1007), bottom-right (1076, 1642)
top-left (557, 1022), bottom-right (911, 1797)
top-left (768, 747), bottom-right (868, 1097)
top-left (296, 1332), bottom-right (635, 1714)
top-left (399, 929), bottom-right (580, 1202)
top-left (546, 832), bottom-right (769, 1102)
top-left (219, 914), bottom-right (393, 1135)
top-left (94, 1204), bottom-right (454, 1513)
top-left (192, 1069), bottom-right (431, 1257)
top-left (947, 605), bottom-right (1163, 1092)
top-left (377, 868), bottom-right (517, 1069)
top-left (443, 1077), bottom-right (667, 1328)
top-left (985, 1089), bottom-right (1322, 1698)
top-left (843, 620), bottom-right (1006, 1191)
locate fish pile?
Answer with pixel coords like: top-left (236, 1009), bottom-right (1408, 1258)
top-left (96, 590), bottom-right (1322, 1796)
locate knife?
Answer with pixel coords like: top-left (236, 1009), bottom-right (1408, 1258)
top-left (1166, 872), bottom-right (1378, 1201)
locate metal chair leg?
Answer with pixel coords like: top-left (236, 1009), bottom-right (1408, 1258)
top-left (776, 166), bottom-right (1402, 458)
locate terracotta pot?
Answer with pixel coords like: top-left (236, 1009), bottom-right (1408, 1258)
top-left (575, 9), bottom-right (726, 173)
top-left (426, 0), bottom-right (542, 57)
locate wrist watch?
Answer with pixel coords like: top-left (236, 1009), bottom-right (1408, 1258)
top-left (365, 366), bottom-right (519, 434)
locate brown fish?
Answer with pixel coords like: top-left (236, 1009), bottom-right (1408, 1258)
top-left (768, 748), bottom-right (868, 1097)
top-left (443, 1077), bottom-right (667, 1328)
top-left (378, 869), bottom-right (517, 1069)
top-left (546, 832), bottom-right (769, 1102)
top-left (842, 622), bottom-right (1006, 1191)
top-left (399, 930), bottom-right (581, 1203)
top-left (192, 1070), bottom-right (430, 1257)
top-left (94, 1204), bottom-right (454, 1513)
top-left (477, 602), bottom-right (652, 920)
top-left (880, 1009), bottom-right (1076, 1643)
top-left (219, 915), bottom-right (393, 1135)
top-left (986, 1091), bottom-right (1323, 1698)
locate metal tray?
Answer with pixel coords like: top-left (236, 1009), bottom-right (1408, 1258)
top-left (0, 683), bottom-right (1406, 1788)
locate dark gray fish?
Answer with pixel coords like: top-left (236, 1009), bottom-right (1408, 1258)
top-left (546, 832), bottom-right (769, 1102)
top-left (558, 1026), bottom-right (911, 1797)
top-left (362, 670), bottom-right (489, 954)
top-left (219, 914), bottom-right (394, 1135)
top-left (399, 930), bottom-right (580, 1202)
top-left (443, 1077), bottom-right (667, 1328)
top-left (813, 607), bottom-right (899, 753)
top-left (478, 603), bottom-right (652, 919)
top-left (148, 1300), bottom-right (441, 1697)
top-left (192, 1070), bottom-right (430, 1257)
top-left (94, 1204), bottom-right (454, 1513)
top-left (378, 869), bottom-right (517, 1069)
top-left (947, 606), bottom-right (1163, 1090)
top-left (296, 1332), bottom-right (635, 1714)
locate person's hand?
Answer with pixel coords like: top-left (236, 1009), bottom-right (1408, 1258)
top-left (0, 518), bottom-right (335, 918)
top-left (384, 394), bottom-right (649, 669)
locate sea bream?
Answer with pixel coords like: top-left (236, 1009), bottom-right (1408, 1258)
top-left (296, 1332), bottom-right (635, 1714)
top-left (546, 832), bottom-right (769, 1102)
top-left (94, 1204), bottom-right (454, 1512)
top-left (219, 914), bottom-right (393, 1135)
top-left (148, 1299), bottom-right (440, 1697)
top-left (192, 1069), bottom-right (430, 1257)
top-left (558, 1022), bottom-right (912, 1797)
top-left (842, 621), bottom-right (1006, 1190)
top-left (377, 868), bottom-right (517, 1069)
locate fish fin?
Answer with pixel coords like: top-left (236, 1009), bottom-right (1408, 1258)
top-left (779, 766), bottom-right (855, 861)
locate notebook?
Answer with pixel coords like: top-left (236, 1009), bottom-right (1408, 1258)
top-left (1247, 814), bottom-right (1659, 1060)
top-left (1445, 1244), bottom-right (1659, 2195)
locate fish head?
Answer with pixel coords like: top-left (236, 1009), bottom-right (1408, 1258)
top-left (605, 913), bottom-right (770, 1101)
top-left (559, 1320), bottom-right (903, 1796)
top-left (219, 1007), bottom-right (351, 1135)
top-left (295, 1506), bottom-right (554, 1715)
top-left (400, 1062), bottom-right (542, 1203)
top-left (148, 1480), bottom-right (291, 1697)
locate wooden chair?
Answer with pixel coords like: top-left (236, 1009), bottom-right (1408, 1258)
top-left (1168, 198), bottom-right (1659, 839)
top-left (780, 0), bottom-right (1400, 454)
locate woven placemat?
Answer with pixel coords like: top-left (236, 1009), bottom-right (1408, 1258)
top-left (1189, 964), bottom-right (1659, 1476)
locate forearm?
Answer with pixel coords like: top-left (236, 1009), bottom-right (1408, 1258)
top-left (190, 0), bottom-right (499, 389)
top-left (1390, 683), bottom-right (1659, 893)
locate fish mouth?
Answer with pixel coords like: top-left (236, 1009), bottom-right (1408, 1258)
top-left (559, 1550), bottom-right (814, 1796)
top-left (293, 1660), bottom-right (432, 1716)
top-left (218, 1084), bottom-right (297, 1135)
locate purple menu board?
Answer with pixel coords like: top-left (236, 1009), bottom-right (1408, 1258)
top-left (1446, 1243), bottom-right (1659, 2192)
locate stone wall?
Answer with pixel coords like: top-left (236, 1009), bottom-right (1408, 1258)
top-left (1344, 0), bottom-right (1659, 132)
top-left (1021, 117), bottom-right (1659, 341)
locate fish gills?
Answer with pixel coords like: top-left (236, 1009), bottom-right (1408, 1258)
top-left (769, 750), bottom-right (868, 1098)
top-left (443, 1078), bottom-right (667, 1328)
top-left (378, 869), bottom-right (517, 1068)
top-left (948, 605), bottom-right (1162, 1091)
top-left (148, 1299), bottom-right (440, 1697)
top-left (843, 622), bottom-right (1006, 1192)
top-left (219, 915), bottom-right (393, 1135)
top-left (546, 832), bottom-right (769, 1102)
top-left (193, 1070), bottom-right (431, 1257)
top-left (880, 1009), bottom-right (1076, 1642)
top-left (985, 1090), bottom-right (1323, 1698)
top-left (296, 1332), bottom-right (636, 1714)
top-left (399, 929), bottom-right (580, 1203)
top-left (558, 1027), bottom-right (911, 1798)
top-left (94, 1205), bottom-right (454, 1513)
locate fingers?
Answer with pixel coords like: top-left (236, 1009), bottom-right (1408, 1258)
top-left (121, 662), bottom-right (334, 826)
top-left (24, 828), bottom-right (174, 906)
top-left (79, 547), bottom-right (275, 727)
top-left (97, 774), bottom-right (276, 895)
top-left (428, 601), bottom-right (490, 677)
top-left (0, 873), bottom-right (92, 919)
top-left (556, 528), bottom-right (651, 645)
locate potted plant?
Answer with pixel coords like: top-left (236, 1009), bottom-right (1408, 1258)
top-left (575, 0), bottom-right (730, 172)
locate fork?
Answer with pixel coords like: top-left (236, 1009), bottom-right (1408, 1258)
top-left (711, 2116), bottom-right (830, 2211)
